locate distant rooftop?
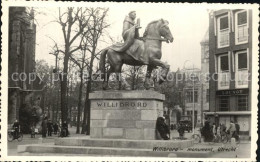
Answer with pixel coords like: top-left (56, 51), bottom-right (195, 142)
top-left (201, 28), bottom-right (209, 43)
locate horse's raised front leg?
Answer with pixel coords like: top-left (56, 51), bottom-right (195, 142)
top-left (103, 68), bottom-right (113, 90)
top-left (144, 65), bottom-right (155, 90)
top-left (150, 58), bottom-right (170, 84)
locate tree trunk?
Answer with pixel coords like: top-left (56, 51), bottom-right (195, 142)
top-left (76, 70), bottom-right (83, 134)
top-left (81, 49), bottom-right (95, 135)
top-left (60, 52), bottom-right (69, 124)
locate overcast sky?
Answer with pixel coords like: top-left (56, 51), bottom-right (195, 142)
top-left (35, 4), bottom-right (209, 71)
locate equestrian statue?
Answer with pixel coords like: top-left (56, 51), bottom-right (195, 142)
top-left (99, 11), bottom-right (174, 90)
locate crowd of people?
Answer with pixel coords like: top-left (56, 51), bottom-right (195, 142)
top-left (155, 115), bottom-right (241, 143)
top-left (10, 118), bottom-right (71, 139)
top-left (201, 118), bottom-right (240, 142)
top-left (41, 117), bottom-right (69, 138)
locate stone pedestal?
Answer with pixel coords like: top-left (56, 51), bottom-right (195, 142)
top-left (89, 91), bottom-right (165, 140)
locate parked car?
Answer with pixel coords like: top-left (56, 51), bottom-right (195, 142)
top-left (179, 120), bottom-right (192, 132)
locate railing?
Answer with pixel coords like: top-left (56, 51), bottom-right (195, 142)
top-left (237, 25), bottom-right (248, 43)
top-left (219, 29), bottom-right (229, 47)
top-left (236, 70), bottom-right (248, 88)
top-left (218, 72), bottom-right (230, 89)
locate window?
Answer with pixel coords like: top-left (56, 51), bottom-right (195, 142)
top-left (220, 55), bottom-right (229, 71)
top-left (206, 89), bottom-right (210, 102)
top-left (235, 50), bottom-right (248, 88)
top-left (217, 14), bottom-right (230, 48)
top-left (237, 95), bottom-right (248, 111)
top-left (219, 96), bottom-right (229, 111)
top-left (238, 52), bottom-right (247, 69)
top-left (186, 90), bottom-right (198, 103)
top-left (235, 10), bottom-right (248, 44)
top-left (218, 54), bottom-right (230, 89)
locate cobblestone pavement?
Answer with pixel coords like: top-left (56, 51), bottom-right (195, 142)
top-left (170, 129), bottom-right (251, 158)
top-left (8, 127), bottom-right (251, 158)
top-left (8, 126), bottom-right (86, 155)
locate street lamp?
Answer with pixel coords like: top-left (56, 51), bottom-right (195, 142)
top-left (183, 60), bottom-right (195, 135)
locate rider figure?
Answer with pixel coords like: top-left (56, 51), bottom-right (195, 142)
top-left (122, 11), bottom-right (141, 41)
top-left (12, 119), bottom-right (20, 139)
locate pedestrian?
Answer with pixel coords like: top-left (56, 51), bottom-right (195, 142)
top-left (212, 123), bottom-right (216, 135)
top-left (228, 121), bottom-right (236, 139)
top-left (31, 125), bottom-right (36, 138)
top-left (156, 116), bottom-right (170, 140)
top-left (53, 122), bottom-right (58, 135)
top-left (41, 117), bottom-right (47, 138)
top-left (220, 123), bottom-right (226, 137)
top-left (177, 123), bottom-right (185, 139)
top-left (62, 121), bottom-right (69, 137)
top-left (12, 119), bottom-right (20, 139)
top-left (47, 120), bottom-right (53, 136)
top-left (203, 118), bottom-right (213, 142)
top-left (235, 121), bottom-right (240, 135)
top-left (234, 121), bottom-right (240, 141)
top-left (216, 125), bottom-right (221, 137)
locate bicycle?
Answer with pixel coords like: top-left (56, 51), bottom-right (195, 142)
top-left (58, 127), bottom-right (69, 138)
top-left (224, 131), bottom-right (240, 144)
top-left (191, 128), bottom-right (227, 144)
top-left (8, 129), bottom-right (23, 142)
top-left (191, 128), bottom-right (202, 144)
top-left (191, 133), bottom-right (201, 144)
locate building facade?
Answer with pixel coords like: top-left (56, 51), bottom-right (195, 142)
top-left (8, 7), bottom-right (44, 127)
top-left (175, 68), bottom-right (203, 127)
top-left (206, 9), bottom-right (252, 136)
top-left (200, 29), bottom-right (210, 125)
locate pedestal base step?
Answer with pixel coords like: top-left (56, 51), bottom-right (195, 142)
top-left (16, 137), bottom-right (211, 157)
top-left (54, 137), bottom-right (193, 149)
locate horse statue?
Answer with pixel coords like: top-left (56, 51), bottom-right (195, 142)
top-left (99, 19), bottom-right (173, 90)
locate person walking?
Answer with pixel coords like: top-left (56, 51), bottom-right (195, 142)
top-left (62, 121), bottom-right (69, 137)
top-left (156, 116), bottom-right (170, 140)
top-left (234, 121), bottom-right (240, 141)
top-left (12, 119), bottom-right (20, 139)
top-left (203, 118), bottom-right (212, 142)
top-left (220, 123), bottom-right (226, 136)
top-left (41, 117), bottom-right (47, 138)
top-left (47, 120), bottom-right (53, 136)
top-left (53, 122), bottom-right (58, 135)
top-left (235, 121), bottom-right (240, 135)
top-left (228, 121), bottom-right (236, 139)
top-left (212, 123), bottom-right (216, 136)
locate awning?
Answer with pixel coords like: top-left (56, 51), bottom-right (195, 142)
top-left (204, 111), bottom-right (251, 116)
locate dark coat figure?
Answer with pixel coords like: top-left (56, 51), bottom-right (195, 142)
top-left (203, 119), bottom-right (213, 142)
top-left (12, 120), bottom-right (20, 139)
top-left (53, 123), bottom-right (58, 135)
top-left (31, 125), bottom-right (36, 138)
top-left (47, 120), bottom-right (53, 136)
top-left (41, 118), bottom-right (47, 138)
top-left (62, 121), bottom-right (69, 137)
top-left (156, 117), bottom-right (170, 140)
top-left (177, 123), bottom-right (185, 139)
top-left (235, 123), bottom-right (240, 135)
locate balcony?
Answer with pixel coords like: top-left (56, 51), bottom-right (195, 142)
top-left (218, 72), bottom-right (230, 90)
top-left (236, 25), bottom-right (248, 44)
top-left (218, 29), bottom-right (229, 48)
top-left (236, 70), bottom-right (248, 88)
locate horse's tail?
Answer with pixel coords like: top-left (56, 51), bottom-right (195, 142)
top-left (99, 48), bottom-right (108, 79)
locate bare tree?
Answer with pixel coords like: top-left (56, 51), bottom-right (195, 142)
top-left (80, 8), bottom-right (109, 134)
top-left (122, 65), bottom-right (145, 90)
top-left (69, 42), bottom-right (89, 134)
top-left (56, 7), bottom-right (91, 123)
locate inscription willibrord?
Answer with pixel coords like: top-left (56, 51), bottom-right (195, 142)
top-left (96, 102), bottom-right (147, 108)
